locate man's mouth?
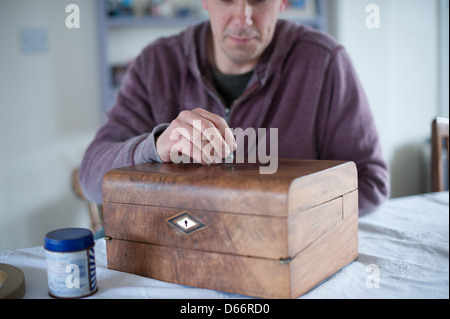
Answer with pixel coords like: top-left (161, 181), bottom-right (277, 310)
top-left (228, 36), bottom-right (255, 45)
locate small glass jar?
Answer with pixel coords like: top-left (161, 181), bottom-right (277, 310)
top-left (44, 228), bottom-right (97, 298)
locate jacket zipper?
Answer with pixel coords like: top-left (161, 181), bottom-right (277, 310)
top-left (202, 76), bottom-right (260, 124)
top-left (231, 82), bottom-right (260, 107)
top-left (227, 82), bottom-right (260, 124)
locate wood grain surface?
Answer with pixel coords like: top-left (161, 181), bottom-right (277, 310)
top-left (103, 159), bottom-right (359, 298)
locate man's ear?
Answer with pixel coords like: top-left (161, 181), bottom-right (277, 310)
top-left (280, 0), bottom-right (288, 12)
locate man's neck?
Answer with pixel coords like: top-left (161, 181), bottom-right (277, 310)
top-left (213, 56), bottom-right (257, 75)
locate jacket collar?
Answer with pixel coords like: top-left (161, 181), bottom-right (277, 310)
top-left (183, 20), bottom-right (308, 87)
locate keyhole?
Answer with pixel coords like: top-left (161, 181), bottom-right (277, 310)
top-left (185, 220), bottom-right (188, 228)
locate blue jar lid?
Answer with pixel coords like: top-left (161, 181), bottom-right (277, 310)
top-left (44, 228), bottom-right (94, 252)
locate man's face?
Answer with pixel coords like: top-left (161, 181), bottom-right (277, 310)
top-left (202, 0), bottom-right (287, 74)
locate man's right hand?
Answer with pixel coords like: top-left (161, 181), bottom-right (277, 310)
top-left (156, 108), bottom-right (236, 164)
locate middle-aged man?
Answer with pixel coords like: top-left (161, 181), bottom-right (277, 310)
top-left (79, 0), bottom-right (390, 214)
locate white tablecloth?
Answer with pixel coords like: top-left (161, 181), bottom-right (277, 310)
top-left (1, 192), bottom-right (448, 299)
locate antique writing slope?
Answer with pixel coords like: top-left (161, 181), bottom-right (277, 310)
top-left (102, 159), bottom-right (358, 299)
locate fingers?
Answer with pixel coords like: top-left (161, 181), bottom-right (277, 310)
top-left (157, 108), bottom-right (236, 165)
top-left (170, 126), bottom-right (216, 164)
top-left (191, 108), bottom-right (237, 154)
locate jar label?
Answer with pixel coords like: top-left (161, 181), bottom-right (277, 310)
top-left (45, 247), bottom-right (97, 298)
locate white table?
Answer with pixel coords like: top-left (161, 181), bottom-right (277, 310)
top-left (1, 192), bottom-right (448, 299)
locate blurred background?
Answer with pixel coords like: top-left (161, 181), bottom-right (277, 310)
top-left (0, 0), bottom-right (448, 250)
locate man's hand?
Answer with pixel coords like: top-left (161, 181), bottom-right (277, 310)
top-left (156, 108), bottom-right (236, 164)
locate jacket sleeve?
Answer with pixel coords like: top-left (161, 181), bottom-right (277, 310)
top-left (317, 47), bottom-right (390, 214)
top-left (78, 53), bottom-right (167, 204)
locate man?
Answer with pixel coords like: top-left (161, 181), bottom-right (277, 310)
top-left (79, 0), bottom-right (390, 214)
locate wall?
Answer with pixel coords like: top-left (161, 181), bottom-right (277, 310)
top-left (0, 0), bottom-right (188, 250)
top-left (0, 0), bottom-right (101, 250)
top-left (331, 0), bottom-right (443, 197)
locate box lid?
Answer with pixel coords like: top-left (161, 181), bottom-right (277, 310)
top-left (102, 159), bottom-right (357, 217)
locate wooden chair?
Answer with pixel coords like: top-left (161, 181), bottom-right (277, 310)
top-left (72, 168), bottom-right (104, 234)
top-left (431, 117), bottom-right (449, 192)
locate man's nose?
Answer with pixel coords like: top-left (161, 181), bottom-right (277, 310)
top-left (233, 1), bottom-right (253, 27)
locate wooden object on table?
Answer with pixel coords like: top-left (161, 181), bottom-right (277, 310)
top-left (431, 117), bottom-right (449, 192)
top-left (102, 159), bottom-right (359, 299)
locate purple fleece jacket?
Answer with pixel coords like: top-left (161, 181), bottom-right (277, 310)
top-left (79, 20), bottom-right (390, 214)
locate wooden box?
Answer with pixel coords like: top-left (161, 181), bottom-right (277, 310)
top-left (102, 159), bottom-right (359, 299)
